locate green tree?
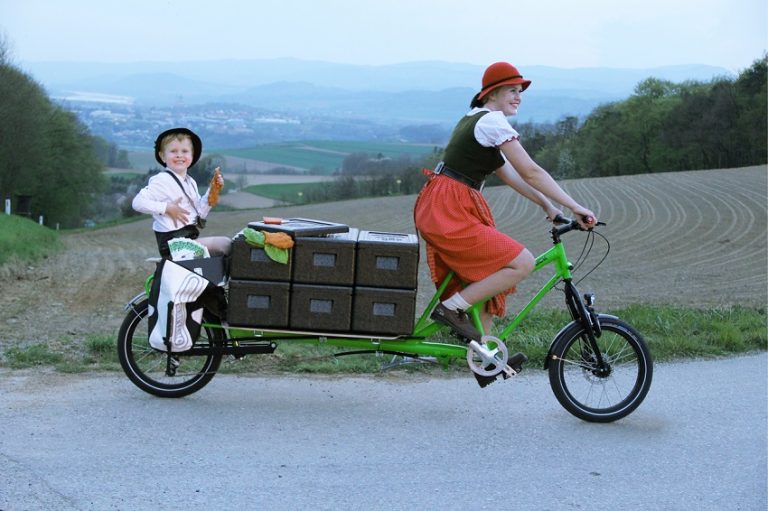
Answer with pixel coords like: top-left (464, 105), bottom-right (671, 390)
top-left (0, 38), bottom-right (105, 227)
top-left (734, 55), bottom-right (767, 164)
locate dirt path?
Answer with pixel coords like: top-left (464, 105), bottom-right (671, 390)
top-left (0, 166), bottom-right (765, 350)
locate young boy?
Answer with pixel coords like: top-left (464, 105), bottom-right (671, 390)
top-left (132, 127), bottom-right (231, 258)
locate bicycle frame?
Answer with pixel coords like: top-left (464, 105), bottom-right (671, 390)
top-left (193, 224), bottom-right (583, 366)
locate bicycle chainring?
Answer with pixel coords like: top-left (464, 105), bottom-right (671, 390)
top-left (466, 336), bottom-right (509, 377)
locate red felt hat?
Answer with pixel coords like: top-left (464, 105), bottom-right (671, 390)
top-left (471, 62), bottom-right (532, 107)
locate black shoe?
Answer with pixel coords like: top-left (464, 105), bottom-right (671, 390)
top-left (431, 303), bottom-right (481, 341)
top-left (473, 352), bottom-right (528, 388)
top-left (474, 372), bottom-right (497, 388)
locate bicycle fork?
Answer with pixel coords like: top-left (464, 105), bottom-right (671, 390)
top-left (560, 279), bottom-right (607, 369)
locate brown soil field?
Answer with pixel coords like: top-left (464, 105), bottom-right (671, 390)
top-left (0, 166), bottom-right (765, 349)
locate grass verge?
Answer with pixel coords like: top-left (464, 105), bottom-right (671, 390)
top-left (1, 305), bottom-right (764, 374)
top-left (0, 214), bottom-right (61, 268)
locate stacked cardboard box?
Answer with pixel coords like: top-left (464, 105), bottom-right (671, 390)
top-left (227, 219), bottom-right (418, 336)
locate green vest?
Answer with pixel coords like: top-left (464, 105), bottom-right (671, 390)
top-left (443, 111), bottom-right (505, 182)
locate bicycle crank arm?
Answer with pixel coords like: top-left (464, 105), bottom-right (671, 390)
top-left (466, 336), bottom-right (510, 377)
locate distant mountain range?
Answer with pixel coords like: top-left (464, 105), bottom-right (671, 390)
top-left (23, 58), bottom-right (734, 125)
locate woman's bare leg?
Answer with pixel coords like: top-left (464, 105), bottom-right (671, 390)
top-left (460, 249), bottom-right (535, 306)
top-left (439, 249), bottom-right (534, 336)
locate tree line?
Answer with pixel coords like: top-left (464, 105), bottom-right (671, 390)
top-left (0, 37), bottom-right (133, 228)
top-left (0, 30), bottom-right (764, 224)
top-left (520, 55), bottom-right (767, 179)
top-left (299, 55), bottom-right (766, 204)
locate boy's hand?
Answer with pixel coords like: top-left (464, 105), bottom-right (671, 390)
top-left (165, 198), bottom-right (189, 227)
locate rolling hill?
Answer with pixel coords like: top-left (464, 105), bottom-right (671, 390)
top-left (1, 166), bottom-right (764, 347)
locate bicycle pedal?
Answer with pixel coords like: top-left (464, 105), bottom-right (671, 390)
top-left (474, 372), bottom-right (498, 388)
top-left (501, 365), bottom-right (520, 379)
top-left (501, 352), bottom-right (528, 379)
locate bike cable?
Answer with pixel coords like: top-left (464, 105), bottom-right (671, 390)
top-left (573, 230), bottom-right (611, 286)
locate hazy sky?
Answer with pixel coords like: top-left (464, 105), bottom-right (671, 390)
top-left (1, 0), bottom-right (765, 72)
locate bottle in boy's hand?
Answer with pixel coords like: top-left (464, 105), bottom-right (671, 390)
top-left (208, 167), bottom-right (223, 206)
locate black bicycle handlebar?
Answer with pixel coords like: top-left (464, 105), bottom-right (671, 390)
top-left (551, 214), bottom-right (606, 239)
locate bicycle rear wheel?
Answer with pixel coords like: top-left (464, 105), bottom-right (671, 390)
top-left (117, 298), bottom-right (224, 398)
top-left (548, 316), bottom-right (652, 422)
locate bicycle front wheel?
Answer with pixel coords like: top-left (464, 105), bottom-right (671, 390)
top-left (548, 316), bottom-right (653, 422)
top-left (117, 298), bottom-right (224, 398)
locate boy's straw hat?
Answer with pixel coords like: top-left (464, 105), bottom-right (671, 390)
top-left (154, 127), bottom-right (203, 167)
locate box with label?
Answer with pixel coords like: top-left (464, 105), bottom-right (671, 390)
top-left (292, 229), bottom-right (359, 286)
top-left (175, 256), bottom-right (228, 286)
top-left (227, 280), bottom-right (290, 328)
top-left (229, 237), bottom-right (292, 282)
top-left (289, 284), bottom-right (352, 332)
top-left (355, 231), bottom-right (419, 289)
top-left (352, 287), bottom-right (416, 336)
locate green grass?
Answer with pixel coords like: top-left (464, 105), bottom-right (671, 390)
top-left (128, 140), bottom-right (437, 174)
top-left (2, 305), bottom-right (764, 374)
top-left (3, 334), bottom-right (120, 372)
top-left (0, 214), bottom-right (61, 267)
top-left (243, 182), bottom-right (330, 201)
top-left (222, 140), bottom-right (436, 173)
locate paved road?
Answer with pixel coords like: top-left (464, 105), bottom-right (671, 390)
top-left (1, 354), bottom-right (766, 511)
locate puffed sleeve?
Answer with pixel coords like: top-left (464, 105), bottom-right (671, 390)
top-left (474, 111), bottom-right (520, 147)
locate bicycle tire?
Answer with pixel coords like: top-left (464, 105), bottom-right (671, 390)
top-left (548, 316), bottom-right (653, 422)
top-left (117, 298), bottom-right (224, 398)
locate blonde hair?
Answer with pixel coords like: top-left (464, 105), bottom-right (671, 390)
top-left (158, 132), bottom-right (192, 152)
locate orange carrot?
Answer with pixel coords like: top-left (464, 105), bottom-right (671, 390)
top-left (208, 167), bottom-right (223, 206)
top-left (263, 231), bottom-right (294, 249)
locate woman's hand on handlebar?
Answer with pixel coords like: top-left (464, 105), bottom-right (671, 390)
top-left (544, 204), bottom-right (565, 224)
top-left (571, 206), bottom-right (598, 230)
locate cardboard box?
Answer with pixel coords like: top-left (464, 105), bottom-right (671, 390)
top-left (292, 229), bottom-right (359, 285)
top-left (227, 280), bottom-right (290, 328)
top-left (289, 284), bottom-right (352, 332)
top-left (175, 256), bottom-right (227, 286)
top-left (352, 287), bottom-right (416, 336)
top-left (355, 231), bottom-right (419, 289)
top-left (229, 237), bottom-right (292, 282)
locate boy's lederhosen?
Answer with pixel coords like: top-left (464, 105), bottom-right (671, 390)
top-left (155, 224), bottom-right (200, 258)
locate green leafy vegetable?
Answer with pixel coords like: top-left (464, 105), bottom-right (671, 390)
top-left (264, 244), bottom-right (289, 264)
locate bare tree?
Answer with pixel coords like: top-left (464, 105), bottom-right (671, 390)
top-left (0, 31), bottom-right (13, 64)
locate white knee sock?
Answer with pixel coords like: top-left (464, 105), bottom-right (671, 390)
top-left (442, 292), bottom-right (472, 311)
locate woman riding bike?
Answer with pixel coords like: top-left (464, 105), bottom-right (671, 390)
top-left (414, 62), bottom-right (597, 373)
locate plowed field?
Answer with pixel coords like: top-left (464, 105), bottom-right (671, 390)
top-left (1, 166), bottom-right (765, 348)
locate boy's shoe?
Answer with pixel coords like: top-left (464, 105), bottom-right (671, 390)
top-left (473, 352), bottom-right (528, 388)
top-left (431, 303), bottom-right (481, 341)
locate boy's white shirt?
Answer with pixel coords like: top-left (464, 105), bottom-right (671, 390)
top-left (132, 168), bottom-right (212, 233)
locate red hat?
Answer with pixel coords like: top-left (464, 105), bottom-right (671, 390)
top-left (471, 62), bottom-right (532, 107)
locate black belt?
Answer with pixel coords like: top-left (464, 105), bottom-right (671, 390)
top-left (434, 162), bottom-right (484, 191)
